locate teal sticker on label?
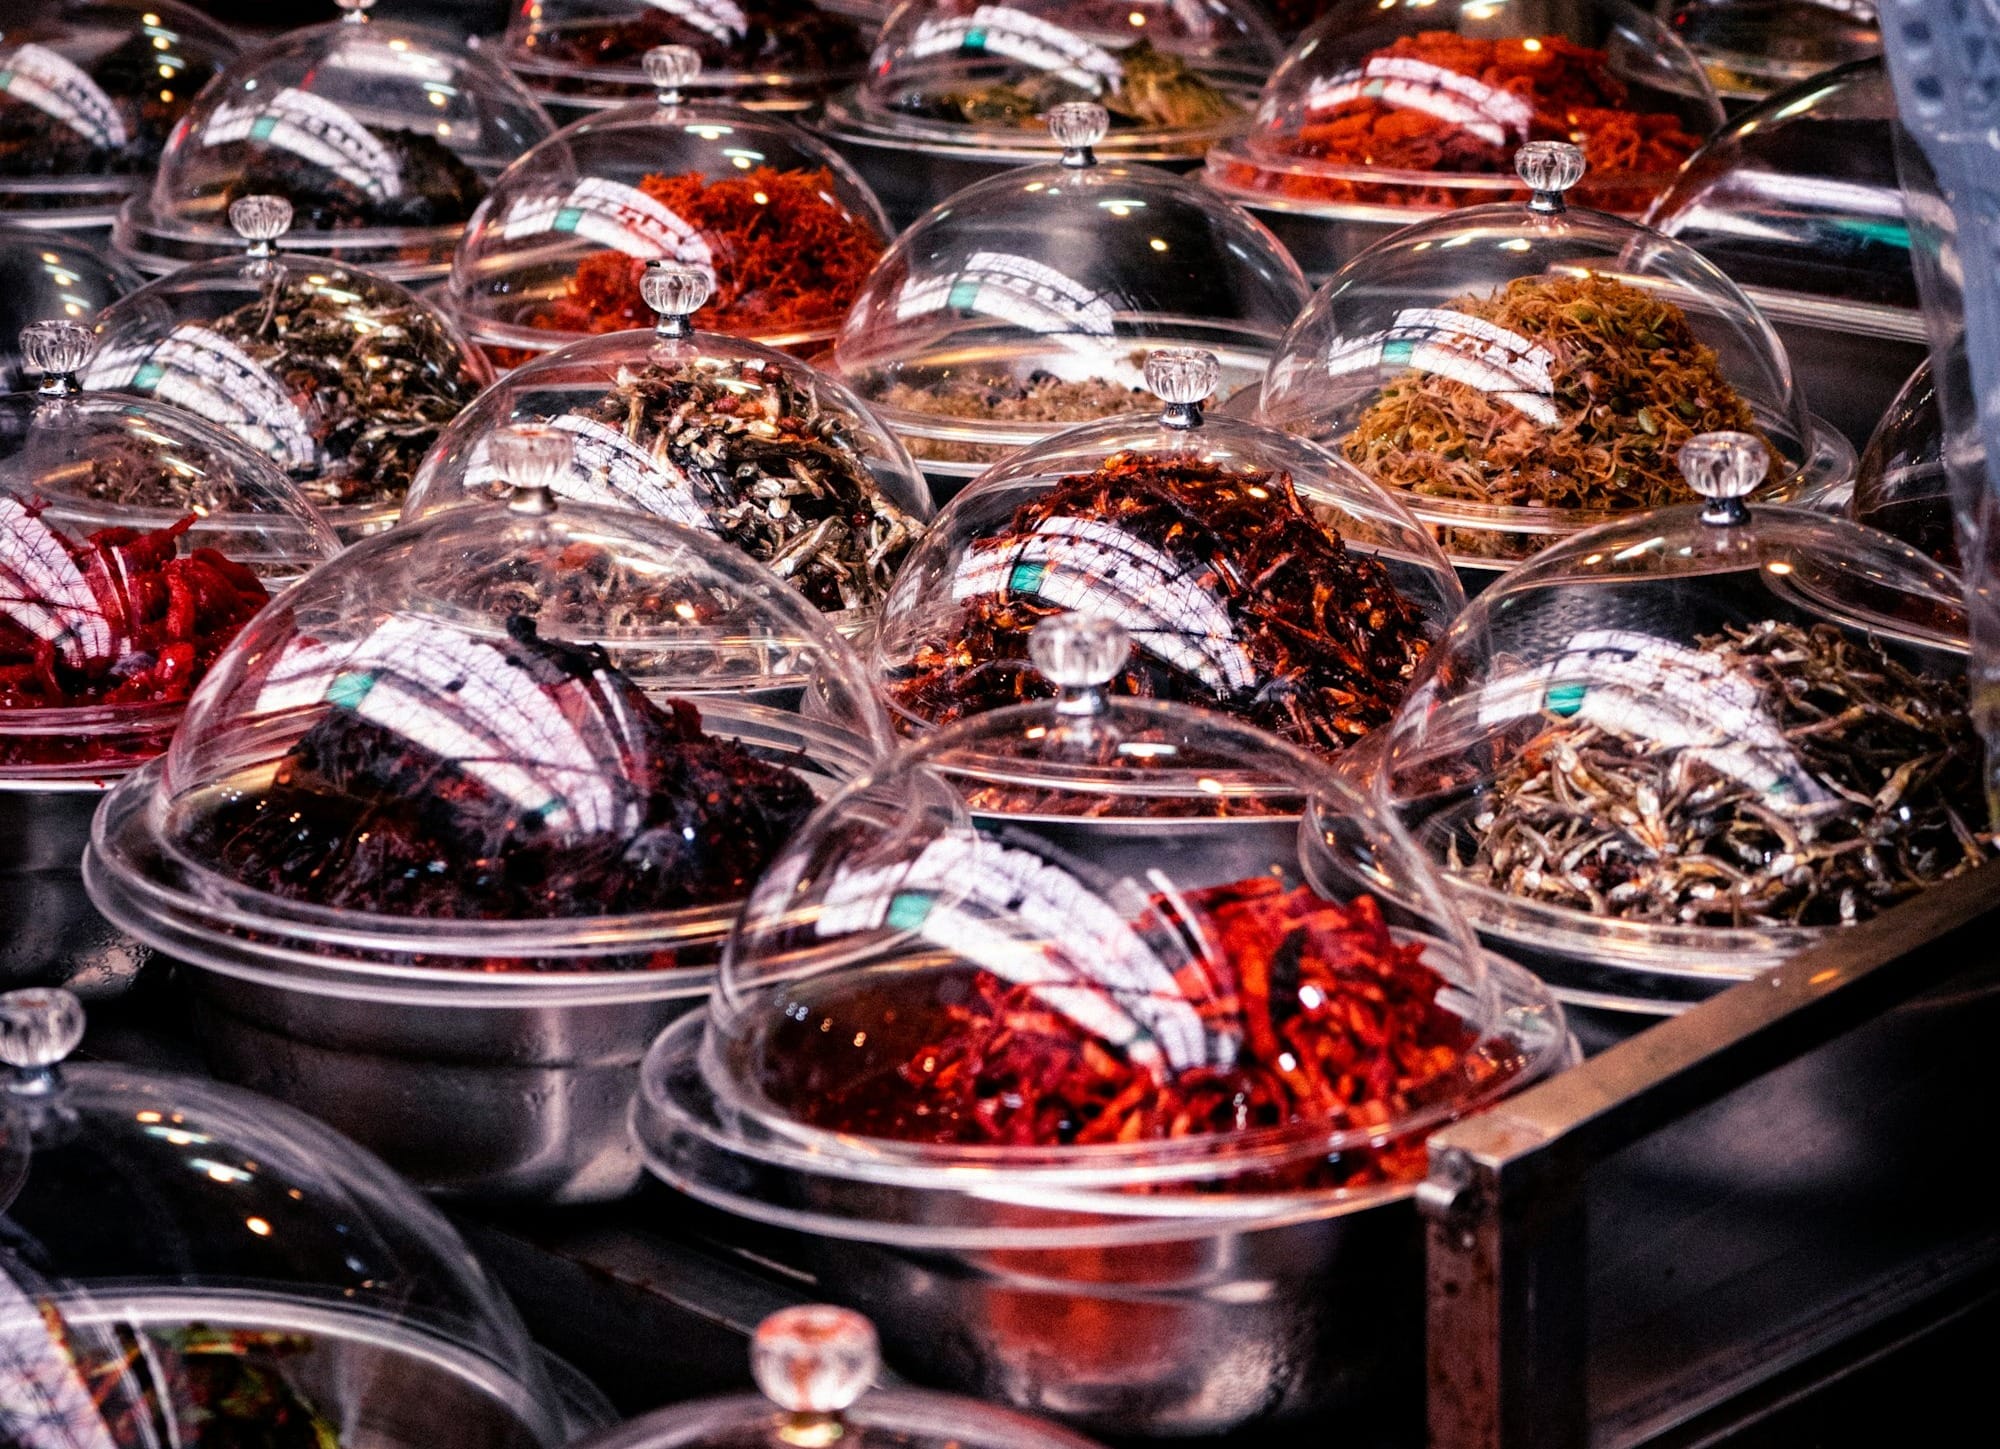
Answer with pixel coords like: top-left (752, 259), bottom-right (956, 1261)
top-left (1383, 338), bottom-right (1416, 368)
top-left (947, 279), bottom-right (981, 310)
top-left (325, 670), bottom-right (376, 711)
top-left (131, 361), bottom-right (165, 391)
top-left (554, 206), bottom-right (583, 234)
top-left (1545, 682), bottom-right (1587, 717)
top-left (964, 27), bottom-right (988, 50)
top-left (250, 114), bottom-right (278, 142)
top-left (886, 891), bottom-right (933, 930)
top-left (1007, 559), bottom-right (1047, 596)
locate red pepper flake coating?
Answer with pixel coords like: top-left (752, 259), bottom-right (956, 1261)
top-left (782, 881), bottom-right (1501, 1188)
top-left (536, 167), bottom-right (883, 340)
top-left (887, 452), bottom-right (1435, 755)
top-left (185, 614), bottom-right (815, 932)
top-left (1, 500), bottom-right (268, 768)
top-left (1222, 32), bottom-right (1704, 213)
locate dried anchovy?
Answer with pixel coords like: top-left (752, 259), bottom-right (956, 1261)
top-left (1343, 273), bottom-right (1776, 558)
top-left (560, 356), bottom-right (924, 613)
top-left (1456, 621), bottom-right (1993, 928)
top-left (888, 451), bottom-right (1435, 753)
top-left (879, 371), bottom-right (1150, 463)
top-left (894, 40), bottom-right (1239, 130)
top-left (188, 614), bottom-right (816, 926)
top-left (218, 129), bottom-right (487, 229)
top-left (205, 275), bottom-right (484, 509)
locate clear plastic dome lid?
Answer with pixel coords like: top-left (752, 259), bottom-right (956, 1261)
top-left (448, 48), bottom-right (892, 361)
top-left (873, 348), bottom-right (1462, 757)
top-left (575, 1306), bottom-right (1107, 1449)
top-left (2, 323), bottom-right (339, 781)
top-left (0, 223), bottom-right (139, 392)
top-left (1661, 0), bottom-right (1880, 101)
top-left (1644, 57), bottom-right (1910, 309)
top-left (0, 0), bottom-right (237, 218)
top-left (411, 263), bottom-right (930, 625)
top-left (85, 196), bottom-right (495, 538)
top-left (638, 612), bottom-right (1569, 1219)
top-left (831, 107), bottom-right (1310, 476)
top-left (502, 0), bottom-right (870, 112)
top-left (86, 423), bottom-right (891, 980)
top-left (1257, 144), bottom-right (1850, 570)
top-left (0, 985), bottom-right (563, 1449)
top-left (1366, 430), bottom-right (1985, 996)
top-left (1204, 0), bottom-right (1723, 218)
top-left (840, 0), bottom-right (1280, 155)
top-left (116, 0), bottom-right (555, 274)
top-left (1852, 355), bottom-right (1955, 567)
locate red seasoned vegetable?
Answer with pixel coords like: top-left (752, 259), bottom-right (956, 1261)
top-left (537, 166), bottom-right (883, 340)
top-left (1224, 32), bottom-right (1704, 213)
top-left (783, 880), bottom-right (1499, 1188)
top-left (1, 499), bottom-right (268, 768)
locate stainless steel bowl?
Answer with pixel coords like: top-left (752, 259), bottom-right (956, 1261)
top-left (187, 966), bottom-right (709, 1204)
top-left (635, 952), bottom-right (1574, 1439)
top-left (0, 783), bottom-right (148, 997)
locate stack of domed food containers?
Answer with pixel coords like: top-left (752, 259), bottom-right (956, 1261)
top-left (0, 984), bottom-right (580, 1446)
top-left (85, 422), bottom-right (894, 1202)
top-left (819, 0), bottom-right (1284, 226)
top-left (1203, 0), bottom-right (1724, 273)
top-left (447, 47), bottom-right (894, 368)
top-left (634, 351), bottom-right (1571, 1437)
top-left (2, 320), bottom-right (338, 993)
top-left (111, 0), bottom-right (556, 280)
top-left (831, 103), bottom-right (1309, 496)
top-left (1257, 143), bottom-right (1853, 580)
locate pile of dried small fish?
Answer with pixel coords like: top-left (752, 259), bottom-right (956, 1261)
top-left (1456, 621), bottom-right (1992, 928)
top-left (878, 372), bottom-right (1151, 463)
top-left (556, 356), bottom-right (924, 613)
top-left (206, 274), bottom-right (485, 510)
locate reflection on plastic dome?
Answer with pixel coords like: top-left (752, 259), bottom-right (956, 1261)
top-left (813, 825), bottom-right (1214, 1072)
top-left (948, 513), bottom-right (1257, 694)
top-left (493, 176), bottom-right (717, 269)
top-left (458, 418), bottom-right (714, 535)
top-left (183, 611), bottom-right (820, 919)
top-left (906, 10), bottom-right (1128, 97)
top-left (1325, 305), bottom-right (1560, 427)
top-left (85, 328), bottom-right (321, 475)
top-left (1473, 628), bottom-right (1829, 810)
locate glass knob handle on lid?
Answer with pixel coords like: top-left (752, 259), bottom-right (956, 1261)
top-left (646, 45), bottom-right (701, 107)
top-left (0, 987), bottom-right (85, 1097)
top-left (1682, 430), bottom-right (1769, 526)
top-left (645, 260), bottom-right (712, 342)
top-left (1031, 613), bottom-right (1132, 717)
top-left (1049, 102), bottom-right (1108, 168)
top-left (230, 195), bottom-right (294, 258)
top-left (492, 422), bottom-right (575, 515)
top-left (751, 1305), bottom-right (879, 1442)
top-left (1516, 141), bottom-right (1585, 215)
top-left (336, 0), bottom-right (376, 23)
top-left (1146, 347), bottom-right (1219, 429)
top-left (20, 321), bottom-right (95, 397)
